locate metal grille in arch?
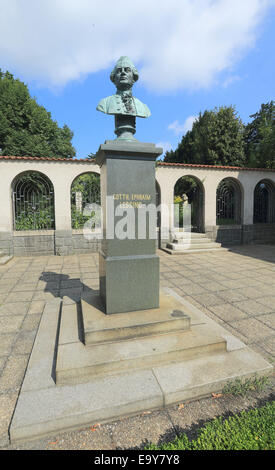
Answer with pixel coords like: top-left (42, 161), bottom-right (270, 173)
top-left (71, 173), bottom-right (101, 229)
top-left (216, 178), bottom-right (241, 225)
top-left (13, 172), bottom-right (55, 230)
top-left (254, 180), bottom-right (275, 224)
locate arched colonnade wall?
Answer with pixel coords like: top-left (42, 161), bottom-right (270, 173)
top-left (156, 163), bottom-right (275, 247)
top-left (0, 156), bottom-right (275, 255)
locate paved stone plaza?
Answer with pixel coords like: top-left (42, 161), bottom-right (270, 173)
top-left (0, 245), bottom-right (274, 449)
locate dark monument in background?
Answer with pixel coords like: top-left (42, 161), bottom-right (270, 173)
top-left (96, 57), bottom-right (162, 314)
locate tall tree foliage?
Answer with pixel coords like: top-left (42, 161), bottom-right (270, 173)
top-left (164, 106), bottom-right (246, 167)
top-left (0, 70), bottom-right (76, 158)
top-left (244, 101), bottom-right (275, 169)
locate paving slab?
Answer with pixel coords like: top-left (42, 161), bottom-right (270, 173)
top-left (232, 299), bottom-right (274, 316)
top-left (12, 330), bottom-right (37, 355)
top-left (208, 303), bottom-right (248, 322)
top-left (0, 315), bottom-right (25, 334)
top-left (0, 333), bottom-right (15, 356)
top-left (0, 302), bottom-right (30, 316)
top-left (258, 313), bottom-right (275, 329)
top-left (0, 392), bottom-right (18, 447)
top-left (0, 355), bottom-right (30, 393)
top-left (229, 317), bottom-right (274, 342)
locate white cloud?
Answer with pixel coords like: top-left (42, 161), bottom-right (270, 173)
top-left (183, 116), bottom-right (198, 133)
top-left (168, 116), bottom-right (197, 136)
top-left (0, 0), bottom-right (273, 91)
top-left (168, 121), bottom-right (186, 136)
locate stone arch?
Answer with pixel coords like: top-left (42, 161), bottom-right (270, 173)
top-left (70, 171), bottom-right (101, 229)
top-left (11, 170), bottom-right (55, 230)
top-left (253, 179), bottom-right (275, 223)
top-left (173, 174), bottom-right (205, 232)
top-left (216, 177), bottom-right (243, 225)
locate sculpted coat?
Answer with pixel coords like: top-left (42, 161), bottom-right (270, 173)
top-left (96, 94), bottom-right (151, 118)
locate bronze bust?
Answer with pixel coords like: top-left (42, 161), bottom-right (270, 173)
top-left (96, 56), bottom-right (150, 140)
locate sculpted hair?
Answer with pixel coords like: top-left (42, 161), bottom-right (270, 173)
top-left (110, 61), bottom-right (139, 84)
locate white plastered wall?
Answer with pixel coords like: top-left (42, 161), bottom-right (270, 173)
top-left (156, 165), bottom-right (275, 235)
top-left (1, 159), bottom-right (275, 237)
top-left (0, 160), bottom-right (100, 232)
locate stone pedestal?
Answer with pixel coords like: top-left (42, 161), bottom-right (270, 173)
top-left (95, 140), bottom-right (162, 314)
top-left (9, 288), bottom-right (273, 444)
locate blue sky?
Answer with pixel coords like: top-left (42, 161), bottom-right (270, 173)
top-left (0, 0), bottom-right (274, 159)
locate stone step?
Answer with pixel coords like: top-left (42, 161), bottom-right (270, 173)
top-left (163, 246), bottom-right (229, 255)
top-left (58, 295), bottom-right (191, 348)
top-left (55, 325), bottom-right (226, 385)
top-left (81, 291), bottom-right (191, 346)
top-left (58, 303), bottom-right (83, 346)
top-left (9, 290), bottom-right (273, 444)
top-left (172, 237), bottom-right (213, 245)
top-left (167, 242), bottom-right (222, 251)
top-left (11, 345), bottom-right (273, 444)
top-left (172, 231), bottom-right (207, 240)
top-left (0, 253), bottom-right (13, 265)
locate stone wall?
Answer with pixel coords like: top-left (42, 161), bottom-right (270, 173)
top-left (206, 224), bottom-right (275, 246)
top-left (243, 224), bottom-right (275, 245)
top-left (2, 230), bottom-right (101, 256)
top-left (205, 225), bottom-right (243, 245)
top-left (0, 232), bottom-right (13, 256)
top-left (13, 231), bottom-right (55, 256)
top-left (72, 230), bottom-right (101, 254)
top-left (4, 224), bottom-right (274, 257)
top-left (1, 229), bottom-right (161, 256)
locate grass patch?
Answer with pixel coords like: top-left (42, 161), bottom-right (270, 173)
top-left (146, 401), bottom-right (275, 450)
top-left (222, 375), bottom-right (270, 397)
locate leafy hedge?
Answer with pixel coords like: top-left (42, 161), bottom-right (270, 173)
top-left (15, 208), bottom-right (54, 230)
top-left (146, 401), bottom-right (275, 450)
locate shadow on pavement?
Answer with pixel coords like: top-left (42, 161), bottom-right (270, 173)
top-left (225, 244), bottom-right (275, 264)
top-left (39, 272), bottom-right (104, 311)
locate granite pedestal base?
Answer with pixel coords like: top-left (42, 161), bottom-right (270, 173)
top-left (99, 253), bottom-right (159, 313)
top-left (9, 289), bottom-right (273, 443)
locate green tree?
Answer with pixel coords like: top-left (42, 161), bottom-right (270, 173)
top-left (0, 70), bottom-right (76, 158)
top-left (244, 101), bottom-right (275, 169)
top-left (87, 152), bottom-right (96, 159)
top-left (164, 106), bottom-right (246, 167)
top-left (71, 173), bottom-right (100, 202)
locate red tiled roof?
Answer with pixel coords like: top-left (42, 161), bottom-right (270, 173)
top-left (157, 161), bottom-right (275, 172)
top-left (0, 155), bottom-right (95, 163)
top-left (0, 155), bottom-right (274, 172)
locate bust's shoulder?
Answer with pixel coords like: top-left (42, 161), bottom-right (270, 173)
top-left (96, 95), bottom-right (120, 114)
top-left (97, 95), bottom-right (113, 113)
top-left (133, 97), bottom-right (151, 118)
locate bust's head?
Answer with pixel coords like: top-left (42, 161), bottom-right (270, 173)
top-left (110, 56), bottom-right (139, 91)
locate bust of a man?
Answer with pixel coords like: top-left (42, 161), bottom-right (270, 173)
top-left (96, 56), bottom-right (151, 118)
